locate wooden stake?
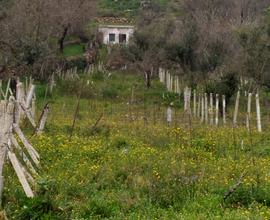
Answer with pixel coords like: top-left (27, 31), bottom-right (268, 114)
top-left (184, 87), bottom-right (187, 111)
top-left (8, 152), bottom-right (34, 198)
top-left (13, 124), bottom-right (40, 166)
top-left (197, 94), bottom-right (201, 117)
top-left (15, 82), bottom-right (24, 124)
top-left (210, 93), bottom-right (214, 125)
top-left (20, 103), bottom-right (37, 128)
top-left (256, 93), bottom-right (262, 132)
top-left (25, 84), bottom-right (35, 109)
top-left (246, 93), bottom-right (252, 130)
top-left (167, 106), bottom-right (172, 127)
top-left (36, 103), bottom-right (50, 135)
top-left (0, 100), bottom-right (14, 204)
top-left (187, 88), bottom-right (191, 113)
top-left (31, 95), bottom-right (36, 120)
top-left (4, 79), bottom-right (10, 101)
top-left (215, 94), bottom-right (219, 126)
top-left (193, 90), bottom-right (196, 116)
top-left (205, 93), bottom-right (208, 124)
top-left (11, 135), bottom-right (37, 175)
top-left (201, 95), bottom-right (204, 123)
top-left (233, 91), bottom-right (240, 127)
top-left (222, 95), bottom-right (226, 125)
top-left (0, 80), bottom-right (4, 99)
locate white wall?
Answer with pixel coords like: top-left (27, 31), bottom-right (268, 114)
top-left (99, 25), bottom-right (134, 45)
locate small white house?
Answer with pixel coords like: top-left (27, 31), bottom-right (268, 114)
top-left (98, 24), bottom-right (134, 45)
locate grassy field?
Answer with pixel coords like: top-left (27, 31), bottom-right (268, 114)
top-left (3, 71), bottom-right (270, 219)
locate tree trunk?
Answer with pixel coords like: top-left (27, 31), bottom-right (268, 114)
top-left (58, 24), bottom-right (70, 53)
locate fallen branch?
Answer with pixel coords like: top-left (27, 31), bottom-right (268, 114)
top-left (223, 171), bottom-right (247, 201)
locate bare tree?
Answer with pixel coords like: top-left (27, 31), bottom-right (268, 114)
top-left (0, 0), bottom-right (97, 66)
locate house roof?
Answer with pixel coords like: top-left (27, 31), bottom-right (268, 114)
top-left (95, 17), bottom-right (135, 26)
top-left (98, 24), bottom-right (134, 29)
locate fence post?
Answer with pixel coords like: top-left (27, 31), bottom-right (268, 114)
top-left (167, 106), bottom-right (172, 127)
top-left (222, 95), bottom-right (226, 125)
top-left (193, 90), bottom-right (196, 116)
top-left (210, 93), bottom-right (213, 125)
top-left (205, 93), bottom-right (208, 124)
top-left (246, 93), bottom-right (252, 130)
top-left (215, 94), bottom-right (219, 126)
top-left (256, 93), bottom-right (262, 132)
top-left (233, 91), bottom-right (240, 127)
top-left (197, 93), bottom-right (201, 118)
top-left (201, 95), bottom-right (205, 123)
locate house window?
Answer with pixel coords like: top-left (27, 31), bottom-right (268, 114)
top-left (109, 33), bottom-right (115, 42)
top-left (119, 34), bottom-right (127, 43)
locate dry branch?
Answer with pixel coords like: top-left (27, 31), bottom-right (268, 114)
top-left (223, 172), bottom-right (247, 201)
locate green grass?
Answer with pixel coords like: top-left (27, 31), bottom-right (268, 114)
top-left (63, 43), bottom-right (85, 58)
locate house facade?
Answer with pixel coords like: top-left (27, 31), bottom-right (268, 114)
top-left (98, 24), bottom-right (134, 45)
